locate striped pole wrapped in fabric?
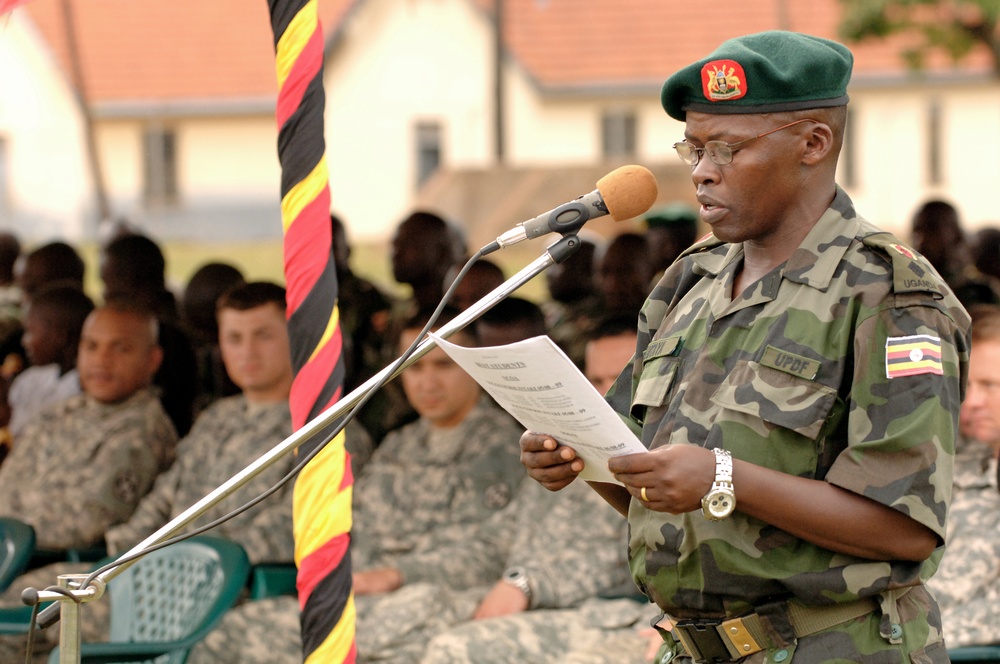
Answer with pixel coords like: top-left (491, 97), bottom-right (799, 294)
top-left (267, 1), bottom-right (355, 662)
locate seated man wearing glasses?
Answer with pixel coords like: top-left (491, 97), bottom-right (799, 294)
top-left (520, 31), bottom-right (969, 664)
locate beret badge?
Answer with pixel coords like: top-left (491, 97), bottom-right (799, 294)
top-left (702, 60), bottom-right (746, 102)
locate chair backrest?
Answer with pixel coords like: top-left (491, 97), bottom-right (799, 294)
top-left (107, 536), bottom-right (250, 664)
top-left (949, 646), bottom-right (1000, 663)
top-left (0, 518), bottom-right (36, 593)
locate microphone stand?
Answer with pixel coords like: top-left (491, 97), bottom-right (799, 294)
top-left (29, 233), bottom-right (584, 664)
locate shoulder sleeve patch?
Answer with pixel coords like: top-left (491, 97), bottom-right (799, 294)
top-left (861, 233), bottom-right (943, 297)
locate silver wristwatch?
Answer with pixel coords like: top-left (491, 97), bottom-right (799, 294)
top-left (701, 448), bottom-right (736, 521)
top-left (501, 565), bottom-right (532, 601)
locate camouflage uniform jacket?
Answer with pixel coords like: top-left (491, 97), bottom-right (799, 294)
top-left (351, 396), bottom-right (524, 570)
top-left (926, 437), bottom-right (1000, 648)
top-left (0, 388), bottom-right (177, 550)
top-left (397, 478), bottom-right (635, 609)
top-left (606, 189), bottom-right (969, 661)
top-left (106, 395), bottom-right (295, 564)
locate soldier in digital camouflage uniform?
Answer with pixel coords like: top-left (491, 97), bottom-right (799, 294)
top-left (411, 480), bottom-right (649, 664)
top-left (0, 303), bottom-right (175, 551)
top-left (186, 311), bottom-right (526, 664)
top-left (399, 318), bottom-right (654, 663)
top-left (927, 439), bottom-right (999, 649)
top-left (521, 31), bottom-right (970, 664)
top-left (214, 471), bottom-right (644, 664)
top-left (0, 303), bottom-right (177, 662)
top-left (152, 283), bottom-right (365, 664)
top-left (4, 285), bottom-right (373, 664)
top-left (106, 282), bottom-right (305, 566)
top-left (926, 305), bottom-right (1000, 648)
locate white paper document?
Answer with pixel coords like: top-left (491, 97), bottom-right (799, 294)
top-left (428, 333), bottom-right (647, 485)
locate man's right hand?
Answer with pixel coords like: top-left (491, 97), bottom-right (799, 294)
top-left (352, 567), bottom-right (403, 596)
top-left (519, 431), bottom-right (584, 491)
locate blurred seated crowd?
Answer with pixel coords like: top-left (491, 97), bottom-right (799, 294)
top-left (0, 195), bottom-right (996, 662)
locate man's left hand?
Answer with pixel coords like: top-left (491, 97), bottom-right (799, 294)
top-left (609, 444), bottom-right (715, 513)
top-left (473, 580), bottom-right (529, 620)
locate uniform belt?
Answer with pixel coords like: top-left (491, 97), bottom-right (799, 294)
top-left (663, 597), bottom-right (879, 663)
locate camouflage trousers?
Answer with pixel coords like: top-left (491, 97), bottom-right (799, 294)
top-left (420, 597), bottom-right (652, 664)
top-left (189, 582), bottom-right (486, 664)
top-left (188, 595), bottom-right (301, 664)
top-left (189, 585), bottom-right (652, 664)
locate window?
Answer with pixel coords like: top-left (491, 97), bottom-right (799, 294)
top-left (143, 125), bottom-right (178, 206)
top-left (415, 121), bottom-right (442, 189)
top-left (601, 109), bottom-right (637, 158)
top-left (0, 136), bottom-right (9, 214)
top-left (841, 108), bottom-right (857, 189)
top-left (927, 98), bottom-right (942, 186)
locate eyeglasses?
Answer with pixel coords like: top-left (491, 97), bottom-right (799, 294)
top-left (672, 118), bottom-right (818, 166)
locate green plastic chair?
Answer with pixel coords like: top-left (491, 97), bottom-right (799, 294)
top-left (0, 518), bottom-right (36, 594)
top-left (48, 536), bottom-right (250, 664)
top-left (949, 646), bottom-right (1000, 663)
top-left (248, 562), bottom-right (297, 600)
top-left (30, 544), bottom-right (109, 568)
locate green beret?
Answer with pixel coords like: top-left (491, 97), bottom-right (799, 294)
top-left (661, 31), bottom-right (853, 121)
top-left (645, 203), bottom-right (698, 230)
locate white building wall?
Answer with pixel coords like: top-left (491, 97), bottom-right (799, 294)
top-left (939, 87), bottom-right (1000, 231)
top-left (0, 13), bottom-right (90, 241)
top-left (323, 0), bottom-right (495, 241)
top-left (179, 117), bottom-right (279, 199)
top-left (6, 0), bottom-right (1000, 246)
top-left (846, 82), bottom-right (1000, 239)
top-left (505, 74), bottom-right (601, 163)
top-left (844, 88), bottom-right (928, 236)
top-left (96, 121), bottom-right (142, 205)
top-left (93, 116), bottom-right (280, 217)
top-left (640, 101), bottom-right (685, 163)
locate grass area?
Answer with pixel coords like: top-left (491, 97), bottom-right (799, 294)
top-left (76, 238), bottom-right (550, 303)
top-left (76, 239), bottom-right (292, 299)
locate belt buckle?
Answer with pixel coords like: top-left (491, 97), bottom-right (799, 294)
top-left (672, 618), bottom-right (732, 663)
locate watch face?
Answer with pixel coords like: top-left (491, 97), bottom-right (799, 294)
top-left (502, 566), bottom-right (531, 599)
top-left (703, 490), bottom-right (735, 519)
top-left (503, 566), bottom-right (524, 582)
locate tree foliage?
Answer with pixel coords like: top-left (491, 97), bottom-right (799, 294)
top-left (839, 0), bottom-right (1000, 75)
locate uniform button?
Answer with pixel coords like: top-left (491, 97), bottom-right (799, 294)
top-left (773, 649), bottom-right (789, 662)
top-left (890, 623), bottom-right (903, 639)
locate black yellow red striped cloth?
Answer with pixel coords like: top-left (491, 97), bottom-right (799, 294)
top-left (268, 0), bottom-right (354, 661)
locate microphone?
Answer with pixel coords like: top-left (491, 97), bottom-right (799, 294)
top-left (486, 164), bottom-right (658, 253)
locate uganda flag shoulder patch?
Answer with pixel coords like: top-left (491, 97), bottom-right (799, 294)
top-left (886, 334), bottom-right (943, 379)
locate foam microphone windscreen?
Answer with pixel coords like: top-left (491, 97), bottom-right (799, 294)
top-left (596, 165), bottom-right (659, 222)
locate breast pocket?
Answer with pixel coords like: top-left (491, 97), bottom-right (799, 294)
top-left (711, 354), bottom-right (836, 441)
top-left (630, 335), bottom-right (683, 422)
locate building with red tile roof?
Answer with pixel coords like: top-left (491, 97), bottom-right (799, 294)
top-left (1, 0), bottom-right (997, 246)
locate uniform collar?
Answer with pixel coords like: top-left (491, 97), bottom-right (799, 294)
top-left (781, 187), bottom-right (860, 290)
top-left (85, 386), bottom-right (156, 411)
top-left (688, 187), bottom-right (859, 292)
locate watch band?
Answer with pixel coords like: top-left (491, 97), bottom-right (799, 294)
top-left (501, 565), bottom-right (532, 602)
top-left (701, 448), bottom-right (736, 520)
top-left (714, 448), bottom-right (733, 484)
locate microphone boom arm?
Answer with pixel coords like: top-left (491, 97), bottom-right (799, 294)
top-left (31, 234), bottom-right (584, 633)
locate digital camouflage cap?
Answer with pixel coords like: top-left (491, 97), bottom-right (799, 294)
top-left (661, 30), bottom-right (854, 121)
